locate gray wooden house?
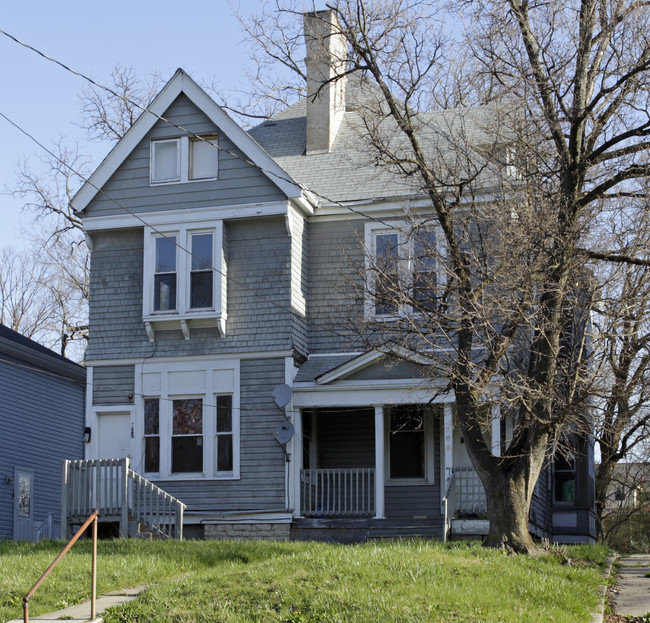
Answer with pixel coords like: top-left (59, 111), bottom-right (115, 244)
top-left (0, 324), bottom-right (85, 540)
top-left (70, 12), bottom-right (596, 543)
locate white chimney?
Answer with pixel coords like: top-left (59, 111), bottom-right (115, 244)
top-left (304, 10), bottom-right (347, 154)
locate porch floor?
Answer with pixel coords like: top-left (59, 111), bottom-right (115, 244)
top-left (291, 517), bottom-right (445, 543)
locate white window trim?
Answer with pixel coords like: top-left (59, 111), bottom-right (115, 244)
top-left (142, 220), bottom-right (226, 340)
top-left (150, 136), bottom-right (219, 185)
top-left (150, 138), bottom-right (182, 184)
top-left (135, 359), bottom-right (240, 481)
top-left (364, 220), bottom-right (445, 320)
top-left (384, 405), bottom-right (436, 485)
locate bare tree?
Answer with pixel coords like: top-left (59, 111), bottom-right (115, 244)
top-left (11, 66), bottom-right (159, 360)
top-left (242, 0), bottom-right (650, 552)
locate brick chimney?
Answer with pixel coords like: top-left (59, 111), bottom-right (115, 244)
top-left (304, 10), bottom-right (347, 154)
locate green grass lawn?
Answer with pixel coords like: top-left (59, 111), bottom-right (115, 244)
top-left (0, 539), bottom-right (609, 623)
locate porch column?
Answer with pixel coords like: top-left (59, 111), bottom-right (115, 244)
top-left (491, 403), bottom-right (501, 457)
top-left (374, 405), bottom-right (385, 519)
top-left (292, 407), bottom-right (303, 517)
top-left (443, 404), bottom-right (453, 494)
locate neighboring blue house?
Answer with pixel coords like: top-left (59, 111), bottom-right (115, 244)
top-left (69, 11), bottom-right (596, 543)
top-left (0, 324), bottom-right (85, 540)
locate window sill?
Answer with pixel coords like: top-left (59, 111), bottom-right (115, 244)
top-left (150, 176), bottom-right (219, 187)
top-left (143, 312), bottom-right (226, 341)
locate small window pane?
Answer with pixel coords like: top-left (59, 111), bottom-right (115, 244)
top-left (145, 437), bottom-right (160, 472)
top-left (18, 476), bottom-right (31, 517)
top-left (154, 274), bottom-right (176, 311)
top-left (173, 399), bottom-right (203, 434)
top-left (375, 232), bottom-right (399, 316)
top-left (217, 436), bottom-right (233, 472)
top-left (155, 237), bottom-right (176, 273)
top-left (413, 231), bottom-right (437, 308)
top-left (191, 234), bottom-right (213, 271)
top-left (217, 395), bottom-right (232, 432)
top-left (555, 473), bottom-right (576, 502)
top-left (144, 399), bottom-right (159, 435)
top-left (190, 271), bottom-right (213, 309)
top-left (153, 140), bottom-right (179, 181)
top-left (191, 138), bottom-right (218, 180)
top-left (172, 436), bottom-right (203, 472)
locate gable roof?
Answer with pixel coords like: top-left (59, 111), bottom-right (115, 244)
top-left (71, 69), bottom-right (306, 214)
top-left (250, 75), bottom-right (509, 206)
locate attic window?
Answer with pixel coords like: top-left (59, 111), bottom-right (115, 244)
top-left (151, 135), bottom-right (219, 184)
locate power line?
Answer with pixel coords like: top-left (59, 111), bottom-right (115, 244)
top-left (0, 27), bottom-right (399, 228)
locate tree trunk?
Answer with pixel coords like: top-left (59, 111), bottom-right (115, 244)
top-left (481, 467), bottom-right (541, 554)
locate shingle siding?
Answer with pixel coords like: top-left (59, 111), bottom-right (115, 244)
top-left (0, 351), bottom-right (84, 539)
top-left (308, 219), bottom-right (365, 352)
top-left (86, 217), bottom-right (298, 361)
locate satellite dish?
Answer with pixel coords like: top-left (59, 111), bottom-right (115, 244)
top-left (272, 384), bottom-right (292, 409)
top-left (274, 421), bottom-right (295, 445)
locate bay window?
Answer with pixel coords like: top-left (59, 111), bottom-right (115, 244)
top-left (143, 220), bottom-right (226, 340)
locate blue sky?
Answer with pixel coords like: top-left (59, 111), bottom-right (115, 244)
top-left (0, 0), bottom-right (273, 250)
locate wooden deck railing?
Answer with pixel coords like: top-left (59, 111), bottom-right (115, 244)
top-left (61, 458), bottom-right (185, 539)
top-left (301, 468), bottom-right (375, 517)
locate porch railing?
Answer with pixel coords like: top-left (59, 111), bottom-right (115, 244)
top-left (301, 468), bottom-right (375, 517)
top-left (453, 466), bottom-right (487, 515)
top-left (61, 458), bottom-right (185, 539)
top-left (33, 513), bottom-right (60, 542)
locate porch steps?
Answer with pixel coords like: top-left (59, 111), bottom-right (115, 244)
top-left (291, 518), bottom-right (445, 543)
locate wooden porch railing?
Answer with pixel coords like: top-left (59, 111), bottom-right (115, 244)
top-left (61, 458), bottom-right (186, 540)
top-left (453, 466), bottom-right (487, 515)
top-left (301, 468), bottom-right (375, 517)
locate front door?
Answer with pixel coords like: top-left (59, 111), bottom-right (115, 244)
top-left (97, 412), bottom-right (131, 459)
top-left (13, 468), bottom-right (34, 541)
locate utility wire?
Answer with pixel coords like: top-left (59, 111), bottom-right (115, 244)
top-left (0, 27), bottom-right (404, 228)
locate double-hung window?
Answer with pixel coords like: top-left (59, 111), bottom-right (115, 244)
top-left (215, 395), bottom-right (234, 475)
top-left (143, 220), bottom-right (226, 339)
top-left (365, 221), bottom-right (442, 319)
top-left (154, 236), bottom-right (177, 312)
top-left (151, 135), bottom-right (218, 184)
top-left (144, 398), bottom-right (160, 473)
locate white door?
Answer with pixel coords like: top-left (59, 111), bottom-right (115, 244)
top-left (13, 467), bottom-right (34, 541)
top-left (97, 412), bottom-right (131, 459)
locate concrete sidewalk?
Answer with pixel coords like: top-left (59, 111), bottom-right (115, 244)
top-left (6, 586), bottom-right (145, 623)
top-left (611, 554), bottom-right (650, 619)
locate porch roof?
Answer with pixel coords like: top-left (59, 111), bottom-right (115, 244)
top-left (294, 353), bottom-right (361, 383)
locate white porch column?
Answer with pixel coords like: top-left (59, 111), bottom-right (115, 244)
top-left (292, 406), bottom-right (303, 517)
top-left (491, 403), bottom-right (501, 457)
top-left (443, 403), bottom-right (454, 497)
top-left (374, 405), bottom-right (385, 519)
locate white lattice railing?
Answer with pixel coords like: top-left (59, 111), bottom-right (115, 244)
top-left (453, 466), bottom-right (487, 514)
top-left (61, 458), bottom-right (185, 539)
top-left (301, 468), bottom-right (375, 517)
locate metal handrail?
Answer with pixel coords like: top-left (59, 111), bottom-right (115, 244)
top-left (23, 510), bottom-right (98, 623)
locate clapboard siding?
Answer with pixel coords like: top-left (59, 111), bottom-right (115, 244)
top-left (86, 217), bottom-right (296, 361)
top-left (151, 358), bottom-right (287, 512)
top-left (316, 409), bottom-right (375, 469)
top-left (84, 94), bottom-right (286, 219)
top-left (92, 365), bottom-right (135, 405)
top-left (0, 350), bottom-right (85, 539)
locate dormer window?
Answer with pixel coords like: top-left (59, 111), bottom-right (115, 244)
top-left (143, 220), bottom-right (226, 340)
top-left (150, 135), bottom-right (219, 185)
